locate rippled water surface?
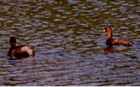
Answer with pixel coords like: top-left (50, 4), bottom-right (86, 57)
top-left (0, 0), bottom-right (140, 86)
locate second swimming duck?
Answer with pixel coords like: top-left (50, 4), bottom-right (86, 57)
top-left (104, 26), bottom-right (132, 48)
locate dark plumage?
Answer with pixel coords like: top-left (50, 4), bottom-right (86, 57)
top-left (104, 26), bottom-right (132, 48)
top-left (8, 37), bottom-right (35, 59)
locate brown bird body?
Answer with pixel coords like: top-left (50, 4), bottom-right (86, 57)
top-left (104, 26), bottom-right (132, 48)
top-left (8, 37), bottom-right (35, 59)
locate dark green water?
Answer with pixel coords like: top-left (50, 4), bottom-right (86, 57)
top-left (0, 0), bottom-right (140, 86)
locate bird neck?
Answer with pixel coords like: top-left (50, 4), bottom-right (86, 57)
top-left (106, 38), bottom-right (113, 48)
top-left (10, 43), bottom-right (16, 48)
top-left (106, 30), bottom-right (113, 39)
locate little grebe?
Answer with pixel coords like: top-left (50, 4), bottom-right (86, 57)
top-left (8, 37), bottom-right (35, 59)
top-left (104, 26), bottom-right (132, 48)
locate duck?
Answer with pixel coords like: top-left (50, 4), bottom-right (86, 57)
top-left (7, 37), bottom-right (35, 59)
top-left (104, 26), bottom-right (132, 48)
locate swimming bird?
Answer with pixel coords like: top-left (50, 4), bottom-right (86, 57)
top-left (8, 37), bottom-right (35, 59)
top-left (104, 26), bottom-right (132, 48)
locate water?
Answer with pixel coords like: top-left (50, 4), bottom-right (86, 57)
top-left (0, 0), bottom-right (140, 86)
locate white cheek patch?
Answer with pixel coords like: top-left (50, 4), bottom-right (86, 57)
top-left (21, 46), bottom-right (33, 56)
